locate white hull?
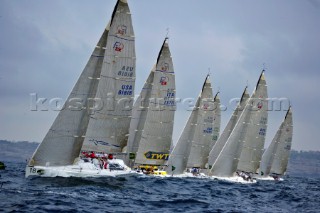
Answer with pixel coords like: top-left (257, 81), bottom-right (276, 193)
top-left (254, 175), bottom-right (284, 181)
top-left (26, 159), bottom-right (136, 178)
top-left (209, 175), bottom-right (257, 184)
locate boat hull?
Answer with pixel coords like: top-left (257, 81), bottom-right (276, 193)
top-left (25, 159), bottom-right (137, 178)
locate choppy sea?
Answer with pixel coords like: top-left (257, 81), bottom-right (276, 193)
top-left (0, 162), bottom-right (319, 213)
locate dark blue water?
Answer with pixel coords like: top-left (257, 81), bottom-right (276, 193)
top-left (0, 162), bottom-right (319, 213)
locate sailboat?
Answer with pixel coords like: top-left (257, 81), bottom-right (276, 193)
top-left (210, 71), bottom-right (268, 182)
top-left (166, 76), bottom-right (220, 176)
top-left (259, 107), bottom-right (293, 180)
top-left (26, 0), bottom-right (136, 178)
top-left (207, 86), bottom-right (249, 170)
top-left (126, 38), bottom-right (176, 175)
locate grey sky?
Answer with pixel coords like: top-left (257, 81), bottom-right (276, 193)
top-left (0, 0), bottom-right (319, 151)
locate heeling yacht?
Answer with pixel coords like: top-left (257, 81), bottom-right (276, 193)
top-left (258, 107), bottom-right (293, 180)
top-left (166, 75), bottom-right (215, 176)
top-left (26, 0), bottom-right (136, 178)
top-left (126, 38), bottom-right (176, 176)
top-left (209, 71), bottom-right (268, 182)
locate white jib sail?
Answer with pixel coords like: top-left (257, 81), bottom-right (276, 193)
top-left (186, 76), bottom-right (215, 168)
top-left (207, 87), bottom-right (249, 168)
top-left (211, 71), bottom-right (267, 177)
top-left (134, 39), bottom-right (176, 166)
top-left (268, 107), bottom-right (293, 176)
top-left (29, 18), bottom-right (112, 167)
top-left (125, 66), bottom-right (155, 165)
top-left (166, 75), bottom-right (211, 175)
top-left (82, 0), bottom-right (136, 153)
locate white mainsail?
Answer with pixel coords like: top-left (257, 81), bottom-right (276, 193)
top-left (207, 87), bottom-right (249, 168)
top-left (210, 71), bottom-right (268, 177)
top-left (29, 0), bottom-right (134, 167)
top-left (186, 77), bottom-right (215, 169)
top-left (82, 0), bottom-right (136, 153)
top-left (134, 39), bottom-right (176, 166)
top-left (166, 76), bottom-right (212, 175)
top-left (260, 107), bottom-right (293, 176)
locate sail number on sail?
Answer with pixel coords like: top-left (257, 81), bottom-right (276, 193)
top-left (118, 66), bottom-right (134, 77)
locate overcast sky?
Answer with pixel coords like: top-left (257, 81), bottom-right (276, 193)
top-left (1, 0), bottom-right (319, 151)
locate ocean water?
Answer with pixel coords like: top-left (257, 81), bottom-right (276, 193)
top-left (0, 162), bottom-right (319, 213)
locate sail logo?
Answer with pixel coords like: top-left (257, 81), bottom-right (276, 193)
top-left (259, 128), bottom-right (266, 136)
top-left (160, 76), bottom-right (168, 86)
top-left (160, 62), bottom-right (169, 71)
top-left (144, 151), bottom-right (169, 160)
top-left (257, 101), bottom-right (263, 109)
top-left (89, 139), bottom-right (120, 148)
top-left (203, 127), bottom-right (213, 134)
top-left (116, 25), bottom-right (127, 35)
top-left (118, 66), bottom-right (134, 77)
top-left (203, 103), bottom-right (209, 110)
top-left (113, 41), bottom-right (124, 52)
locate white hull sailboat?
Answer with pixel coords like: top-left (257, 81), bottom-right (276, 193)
top-left (165, 75), bottom-right (217, 177)
top-left (26, 159), bottom-right (135, 178)
top-left (126, 38), bottom-right (176, 176)
top-left (26, 0), bottom-right (136, 178)
top-left (209, 71), bottom-right (268, 182)
top-left (257, 107), bottom-right (293, 180)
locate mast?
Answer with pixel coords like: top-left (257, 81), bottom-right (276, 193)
top-left (81, 0), bottom-right (136, 153)
top-left (134, 38), bottom-right (176, 166)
